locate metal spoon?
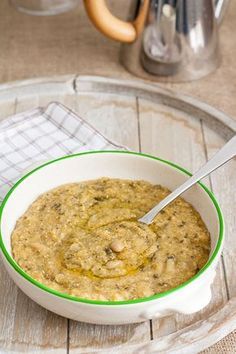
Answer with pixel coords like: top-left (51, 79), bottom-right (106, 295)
top-left (139, 135), bottom-right (236, 225)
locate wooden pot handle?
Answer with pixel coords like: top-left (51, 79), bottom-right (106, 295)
top-left (83, 0), bottom-right (150, 43)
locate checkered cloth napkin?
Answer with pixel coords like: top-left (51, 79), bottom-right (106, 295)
top-left (0, 102), bottom-right (125, 202)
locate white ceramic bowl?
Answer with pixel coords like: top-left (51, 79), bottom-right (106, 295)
top-left (0, 151), bottom-right (224, 325)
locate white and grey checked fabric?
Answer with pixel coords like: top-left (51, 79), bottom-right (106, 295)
top-left (0, 102), bottom-right (125, 201)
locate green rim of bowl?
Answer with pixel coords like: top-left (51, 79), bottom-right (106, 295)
top-left (0, 150), bottom-right (224, 306)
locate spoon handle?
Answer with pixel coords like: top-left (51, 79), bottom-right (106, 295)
top-left (139, 135), bottom-right (236, 225)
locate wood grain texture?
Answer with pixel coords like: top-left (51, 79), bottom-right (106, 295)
top-left (0, 76), bottom-right (235, 353)
top-left (64, 92), bottom-right (140, 150)
top-left (66, 297), bottom-right (236, 354)
top-left (74, 76), bottom-right (236, 139)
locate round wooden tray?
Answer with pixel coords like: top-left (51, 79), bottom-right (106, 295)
top-left (0, 75), bottom-right (235, 353)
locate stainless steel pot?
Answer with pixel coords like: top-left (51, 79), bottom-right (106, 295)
top-left (84, 0), bottom-right (229, 82)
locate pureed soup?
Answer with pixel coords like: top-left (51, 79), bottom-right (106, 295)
top-left (11, 178), bottom-right (210, 301)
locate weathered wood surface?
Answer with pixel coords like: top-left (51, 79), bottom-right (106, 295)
top-left (0, 76), bottom-right (235, 353)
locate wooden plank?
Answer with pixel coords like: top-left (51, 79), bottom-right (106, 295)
top-left (138, 98), bottom-right (228, 337)
top-left (75, 76), bottom-right (236, 140)
top-left (0, 78), bottom-right (235, 353)
top-left (202, 126), bottom-right (236, 298)
top-left (66, 92), bottom-right (151, 351)
top-left (0, 264), bottom-right (18, 351)
top-left (87, 297), bottom-right (236, 354)
top-left (0, 98), bottom-right (68, 354)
